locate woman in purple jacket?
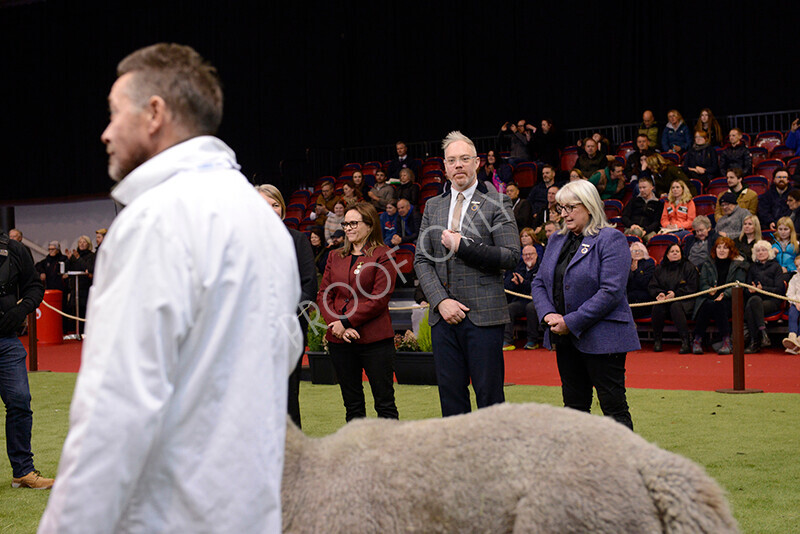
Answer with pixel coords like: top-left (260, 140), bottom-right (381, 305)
top-left (532, 180), bottom-right (640, 430)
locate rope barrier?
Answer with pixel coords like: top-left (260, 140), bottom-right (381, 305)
top-left (40, 299), bottom-right (86, 322)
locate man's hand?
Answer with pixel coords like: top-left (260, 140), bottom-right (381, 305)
top-left (438, 298), bottom-right (470, 325)
top-left (511, 272), bottom-right (524, 285)
top-left (390, 234), bottom-right (402, 246)
top-left (0, 305), bottom-right (26, 332)
top-left (501, 122), bottom-right (509, 132)
top-left (441, 229), bottom-right (462, 252)
top-left (791, 118), bottom-right (799, 132)
top-left (544, 313), bottom-right (569, 335)
top-left (695, 166), bottom-right (706, 174)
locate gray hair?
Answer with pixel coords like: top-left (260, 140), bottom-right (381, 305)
top-left (751, 239), bottom-right (776, 262)
top-left (692, 215), bottom-right (711, 230)
top-left (554, 180), bottom-right (613, 236)
top-left (441, 131), bottom-right (477, 154)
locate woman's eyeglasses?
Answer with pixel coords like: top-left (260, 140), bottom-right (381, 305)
top-left (555, 203), bottom-right (581, 215)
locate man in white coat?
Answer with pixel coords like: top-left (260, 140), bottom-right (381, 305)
top-left (38, 43), bottom-right (301, 533)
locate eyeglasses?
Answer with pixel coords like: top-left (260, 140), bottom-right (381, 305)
top-left (555, 203), bottom-right (581, 215)
top-left (341, 221), bottom-right (366, 230)
top-left (444, 155), bottom-right (476, 166)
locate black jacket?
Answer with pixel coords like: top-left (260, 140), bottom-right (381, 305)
top-left (628, 257), bottom-right (655, 303)
top-left (719, 144), bottom-right (753, 175)
top-left (35, 252), bottom-right (68, 291)
top-left (746, 259), bottom-right (785, 299)
top-left (648, 258), bottom-right (699, 299)
top-left (620, 196), bottom-right (664, 234)
top-left (0, 234), bottom-right (44, 336)
top-left (682, 145), bottom-right (720, 180)
top-left (757, 184), bottom-right (793, 230)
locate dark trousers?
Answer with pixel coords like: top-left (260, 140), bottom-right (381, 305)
top-left (694, 299), bottom-right (732, 338)
top-left (744, 296), bottom-right (780, 336)
top-left (503, 300), bottom-right (539, 344)
top-left (432, 318), bottom-right (505, 417)
top-left (0, 336), bottom-right (35, 477)
top-left (651, 300), bottom-right (693, 337)
top-left (328, 338), bottom-right (398, 422)
top-left (555, 336), bottom-right (633, 431)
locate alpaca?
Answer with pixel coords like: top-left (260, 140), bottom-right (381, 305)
top-left (282, 402), bottom-right (738, 533)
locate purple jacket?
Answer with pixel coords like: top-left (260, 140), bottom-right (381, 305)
top-left (531, 227), bottom-right (640, 353)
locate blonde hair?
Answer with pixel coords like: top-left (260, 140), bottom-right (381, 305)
top-left (441, 130), bottom-right (477, 154)
top-left (738, 214), bottom-right (762, 242)
top-left (751, 239), bottom-right (776, 262)
top-left (667, 180), bottom-right (692, 204)
top-left (77, 235), bottom-right (94, 252)
top-left (555, 180), bottom-right (614, 236)
top-left (776, 216), bottom-right (799, 252)
top-left (645, 153), bottom-right (668, 174)
top-left (254, 184), bottom-right (286, 219)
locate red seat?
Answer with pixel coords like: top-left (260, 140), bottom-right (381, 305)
top-left (754, 159), bottom-right (786, 184)
top-left (512, 162), bottom-right (537, 188)
top-left (342, 162), bottom-right (362, 171)
top-left (603, 199), bottom-right (623, 219)
top-left (771, 145), bottom-right (796, 161)
top-left (707, 178), bottom-right (729, 197)
top-left (616, 141), bottom-right (634, 160)
top-left (285, 207), bottom-right (305, 220)
top-left (754, 131), bottom-right (784, 154)
top-left (421, 161), bottom-right (443, 175)
top-left (389, 247), bottom-right (416, 275)
top-left (314, 176), bottom-right (335, 190)
top-left (742, 175), bottom-right (769, 196)
top-left (787, 157), bottom-right (800, 175)
top-left (647, 234), bottom-right (680, 265)
top-left (661, 152), bottom-right (680, 165)
top-left (693, 194), bottom-right (718, 217)
top-left (560, 146), bottom-right (579, 172)
top-left (749, 146), bottom-right (768, 167)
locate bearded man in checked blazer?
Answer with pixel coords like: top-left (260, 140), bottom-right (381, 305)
top-left (414, 131), bottom-right (520, 416)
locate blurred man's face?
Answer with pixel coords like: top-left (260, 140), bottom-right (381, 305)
top-left (522, 245), bottom-right (537, 268)
top-left (397, 200), bottom-right (411, 217)
top-left (774, 172), bottom-right (789, 190)
top-left (9, 229), bottom-right (22, 242)
top-left (547, 186), bottom-right (559, 204)
top-left (729, 130), bottom-right (742, 146)
top-left (396, 143), bottom-right (407, 157)
top-left (636, 136), bottom-right (649, 151)
top-left (584, 140), bottom-right (597, 156)
top-left (642, 111), bottom-right (654, 127)
top-left (542, 166), bottom-right (555, 183)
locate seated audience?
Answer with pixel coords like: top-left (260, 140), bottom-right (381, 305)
top-left (506, 182), bottom-right (533, 231)
top-left (589, 162), bottom-right (627, 200)
top-left (772, 216), bottom-right (798, 274)
top-left (695, 108), bottom-right (724, 147)
top-left (719, 128), bottom-right (753, 175)
top-left (531, 185), bottom-right (560, 231)
top-left (35, 241), bottom-right (68, 290)
top-left (649, 244), bottom-right (699, 353)
top-left (498, 119), bottom-right (533, 165)
top-left (324, 200), bottom-right (347, 245)
top-left (502, 244), bottom-right (540, 351)
top-left (682, 130), bottom-right (719, 190)
top-left (367, 170), bottom-right (396, 211)
top-left (661, 109), bottom-right (692, 154)
top-left (519, 227), bottom-right (539, 250)
top-left (781, 255), bottom-right (800, 354)
top-left (380, 200), bottom-right (399, 244)
top-left (715, 168), bottom-right (758, 218)
top-left (638, 109), bottom-right (660, 150)
top-left (387, 141), bottom-right (420, 179)
top-left (621, 176), bottom-right (663, 242)
top-left (627, 242), bottom-right (655, 320)
top-left (787, 118), bottom-right (800, 158)
top-left (477, 149), bottom-right (512, 193)
top-left (396, 168), bottom-right (420, 206)
top-left (715, 191), bottom-right (751, 238)
top-left (542, 220), bottom-right (559, 244)
top-left (340, 180), bottom-right (362, 207)
top-left (350, 171), bottom-right (367, 198)
top-left (788, 189), bottom-right (800, 226)
top-left (758, 169), bottom-right (793, 231)
top-left (691, 237), bottom-right (747, 355)
top-left (682, 215), bottom-right (718, 268)
top-left (626, 134), bottom-right (655, 182)
top-left (743, 240), bottom-right (785, 353)
top-left (733, 214), bottom-right (762, 263)
top-left (642, 153), bottom-right (694, 197)
top-left (313, 181), bottom-right (341, 226)
top-left (659, 180), bottom-right (696, 237)
top-left (574, 138), bottom-right (608, 178)
top-left (527, 164), bottom-right (560, 215)
top-left (391, 199), bottom-right (421, 246)
top-left (530, 118), bottom-right (563, 167)
top-left (568, 169), bottom-right (585, 182)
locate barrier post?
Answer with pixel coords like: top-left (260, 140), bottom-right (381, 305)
top-left (717, 283), bottom-right (763, 394)
top-left (27, 311), bottom-right (38, 372)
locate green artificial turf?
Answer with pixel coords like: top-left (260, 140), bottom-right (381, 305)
top-left (1, 373), bottom-right (798, 533)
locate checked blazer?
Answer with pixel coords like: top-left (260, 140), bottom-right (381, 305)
top-left (414, 179), bottom-right (520, 326)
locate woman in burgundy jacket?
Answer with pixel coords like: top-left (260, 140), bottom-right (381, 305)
top-left (318, 202), bottom-right (399, 422)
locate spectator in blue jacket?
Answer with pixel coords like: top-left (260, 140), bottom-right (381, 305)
top-left (786, 118), bottom-right (800, 157)
top-left (389, 199), bottom-right (421, 246)
top-left (380, 200), bottom-right (399, 244)
top-left (661, 110), bottom-right (692, 154)
top-left (502, 244), bottom-right (540, 351)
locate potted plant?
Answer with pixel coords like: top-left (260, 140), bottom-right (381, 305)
top-left (306, 309), bottom-right (337, 384)
top-left (394, 310), bottom-right (437, 385)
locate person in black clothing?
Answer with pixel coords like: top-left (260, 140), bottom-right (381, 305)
top-left (621, 176), bottom-right (663, 241)
top-left (648, 244), bottom-right (699, 353)
top-left (64, 235), bottom-right (95, 334)
top-left (0, 232), bottom-right (53, 489)
top-left (502, 245), bottom-right (540, 350)
top-left (390, 198), bottom-right (421, 246)
top-left (743, 240), bottom-right (785, 353)
top-left (256, 184), bottom-right (318, 428)
top-left (682, 129), bottom-right (720, 190)
top-left (530, 118), bottom-right (563, 168)
top-left (396, 168), bottom-right (420, 207)
top-left (719, 128), bottom-right (753, 175)
top-left (758, 169), bottom-right (793, 231)
top-left (35, 241), bottom-right (68, 290)
top-left (506, 182), bottom-right (533, 231)
top-left (627, 242), bottom-right (655, 319)
top-left (626, 134), bottom-right (655, 182)
top-left (387, 141), bottom-right (420, 179)
top-left (527, 164), bottom-right (562, 215)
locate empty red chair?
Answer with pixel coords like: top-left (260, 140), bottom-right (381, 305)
top-left (749, 146), bottom-right (768, 167)
top-left (560, 146), bottom-right (579, 171)
top-left (787, 157), bottom-right (800, 175)
top-left (603, 199), bottom-right (623, 219)
top-left (742, 175), bottom-right (769, 196)
top-left (693, 194), bottom-right (718, 217)
top-left (771, 145), bottom-right (796, 161)
top-left (616, 141), bottom-right (634, 160)
top-left (754, 159), bottom-right (786, 184)
top-left (512, 162), bottom-right (537, 188)
top-left (755, 131), bottom-right (784, 154)
top-left (661, 152), bottom-right (680, 165)
top-left (707, 178), bottom-right (729, 197)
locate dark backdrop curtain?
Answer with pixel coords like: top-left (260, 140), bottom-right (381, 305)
top-left (2, 1), bottom-right (798, 201)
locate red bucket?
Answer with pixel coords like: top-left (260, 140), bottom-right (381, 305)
top-left (37, 289), bottom-right (63, 345)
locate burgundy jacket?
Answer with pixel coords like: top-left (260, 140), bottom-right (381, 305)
top-left (317, 244), bottom-right (396, 344)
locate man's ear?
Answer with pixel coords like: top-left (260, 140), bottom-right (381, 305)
top-left (145, 95), bottom-right (168, 135)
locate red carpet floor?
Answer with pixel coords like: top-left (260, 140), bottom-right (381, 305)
top-left (22, 337), bottom-right (800, 394)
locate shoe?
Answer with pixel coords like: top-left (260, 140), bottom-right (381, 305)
top-left (785, 347), bottom-right (800, 355)
top-left (782, 333), bottom-right (800, 352)
top-left (718, 336), bottom-right (732, 355)
top-left (524, 342), bottom-right (539, 350)
top-left (502, 344), bottom-right (516, 351)
top-left (12, 470), bottom-right (54, 490)
top-left (692, 336), bottom-right (704, 355)
top-left (653, 337), bottom-right (663, 352)
top-left (679, 335), bottom-right (691, 354)
top-left (760, 329), bottom-right (771, 348)
top-left (744, 340), bottom-right (760, 354)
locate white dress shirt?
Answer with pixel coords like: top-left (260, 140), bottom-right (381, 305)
top-left (39, 136), bottom-right (301, 534)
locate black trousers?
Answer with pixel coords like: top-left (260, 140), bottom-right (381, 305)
top-left (651, 300), bottom-right (693, 337)
top-left (743, 296), bottom-right (780, 337)
top-left (328, 337), bottom-right (398, 422)
top-left (555, 336), bottom-right (633, 431)
top-left (694, 299), bottom-right (732, 338)
top-left (432, 318), bottom-right (505, 417)
top-left (503, 300), bottom-right (540, 344)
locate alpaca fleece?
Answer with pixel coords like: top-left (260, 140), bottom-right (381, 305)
top-left (282, 402), bottom-right (738, 533)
